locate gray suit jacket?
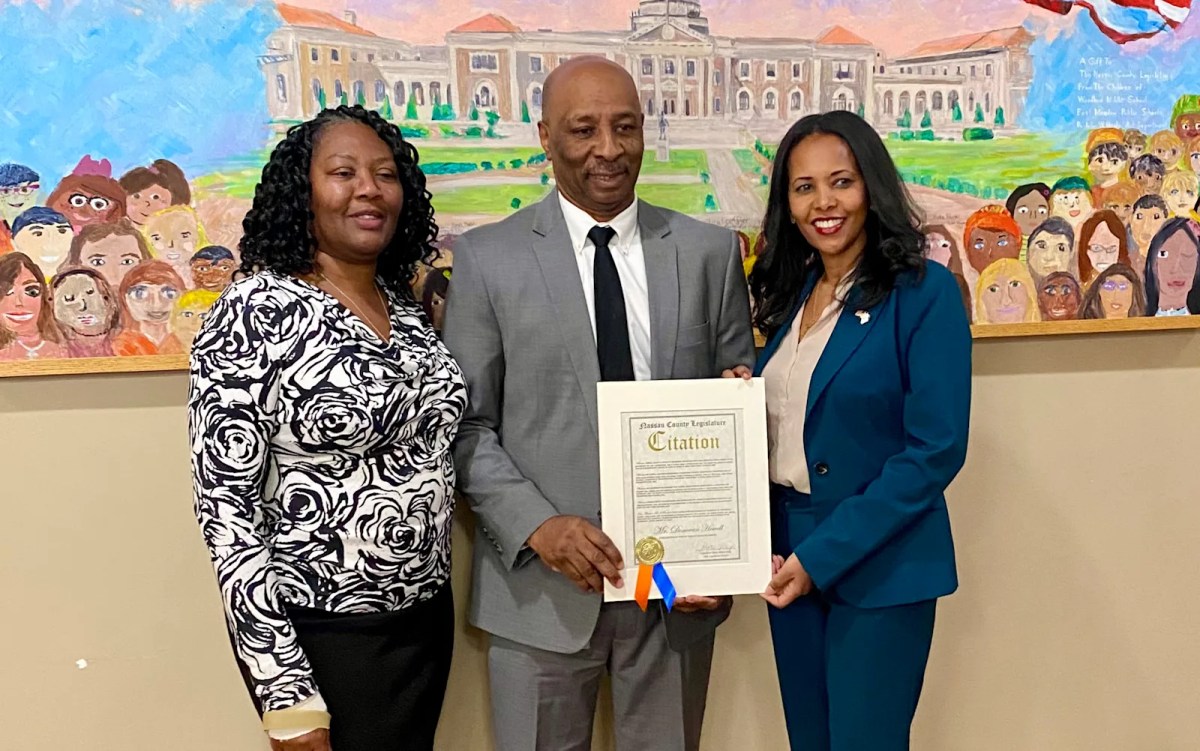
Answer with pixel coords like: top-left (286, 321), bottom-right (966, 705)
top-left (442, 191), bottom-right (756, 654)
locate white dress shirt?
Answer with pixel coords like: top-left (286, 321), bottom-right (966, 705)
top-left (762, 288), bottom-right (844, 493)
top-left (558, 193), bottom-right (653, 382)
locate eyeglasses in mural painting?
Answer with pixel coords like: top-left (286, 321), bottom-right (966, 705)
top-left (1, 0), bottom-right (1199, 367)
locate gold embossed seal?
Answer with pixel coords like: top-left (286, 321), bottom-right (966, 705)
top-left (634, 536), bottom-right (665, 565)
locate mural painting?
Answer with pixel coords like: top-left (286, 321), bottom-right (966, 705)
top-left (2, 0), bottom-right (1199, 368)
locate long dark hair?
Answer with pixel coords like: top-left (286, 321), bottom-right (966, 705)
top-left (238, 105), bottom-right (439, 298)
top-left (748, 111), bottom-right (925, 335)
top-left (1144, 217), bottom-right (1200, 313)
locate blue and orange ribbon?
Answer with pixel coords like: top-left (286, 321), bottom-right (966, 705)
top-left (633, 536), bottom-right (676, 612)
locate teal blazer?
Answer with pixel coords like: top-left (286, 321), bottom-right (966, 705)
top-left (754, 262), bottom-right (972, 608)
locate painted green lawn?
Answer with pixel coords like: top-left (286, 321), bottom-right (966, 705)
top-left (432, 184), bottom-right (551, 215)
top-left (884, 133), bottom-right (1087, 199)
top-left (637, 183), bottom-right (717, 214)
top-left (640, 149), bottom-right (709, 176)
top-left (732, 148), bottom-right (763, 175)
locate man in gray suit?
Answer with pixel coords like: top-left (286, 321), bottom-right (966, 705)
top-left (442, 56), bottom-right (755, 751)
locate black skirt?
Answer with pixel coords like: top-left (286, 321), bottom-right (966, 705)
top-left (235, 583), bottom-right (455, 751)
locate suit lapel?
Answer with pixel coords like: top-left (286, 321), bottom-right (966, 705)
top-left (639, 202), bottom-right (679, 379)
top-left (530, 192), bottom-right (602, 432)
top-left (805, 287), bottom-right (883, 421)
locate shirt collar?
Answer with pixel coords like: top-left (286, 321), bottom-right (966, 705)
top-left (558, 191), bottom-right (640, 256)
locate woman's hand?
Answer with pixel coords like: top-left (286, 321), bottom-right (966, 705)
top-left (721, 365), bottom-right (753, 380)
top-left (761, 554), bottom-right (813, 609)
top-left (270, 729), bottom-right (332, 751)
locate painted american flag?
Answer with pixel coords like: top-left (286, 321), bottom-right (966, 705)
top-left (1022, 0), bottom-right (1193, 43)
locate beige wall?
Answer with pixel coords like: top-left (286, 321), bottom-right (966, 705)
top-left (5, 331), bottom-right (1200, 749)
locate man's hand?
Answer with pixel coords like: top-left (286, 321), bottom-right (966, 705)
top-left (720, 365), bottom-right (753, 380)
top-left (528, 515), bottom-right (625, 593)
top-left (270, 729), bottom-right (331, 751)
top-left (673, 595), bottom-right (731, 613)
top-left (761, 553), bottom-right (813, 609)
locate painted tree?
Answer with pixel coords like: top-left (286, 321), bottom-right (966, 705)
top-left (379, 94), bottom-right (394, 120)
top-left (405, 96), bottom-right (418, 121)
top-left (920, 110), bottom-right (932, 128)
top-left (974, 103), bottom-right (985, 123)
top-left (339, 91), bottom-right (348, 107)
top-left (951, 102), bottom-right (963, 122)
top-left (521, 101), bottom-right (531, 123)
top-left (485, 110), bottom-right (501, 138)
top-left (355, 87), bottom-right (366, 107)
top-left (897, 109), bottom-right (912, 128)
top-left (994, 106), bottom-right (1006, 126)
top-left (317, 86), bottom-right (327, 110)
top-left (469, 104), bottom-right (480, 121)
top-left (856, 102), bottom-right (865, 118)
top-left (511, 197), bottom-right (522, 209)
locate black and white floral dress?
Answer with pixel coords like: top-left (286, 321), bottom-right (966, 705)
top-left (187, 271), bottom-right (466, 712)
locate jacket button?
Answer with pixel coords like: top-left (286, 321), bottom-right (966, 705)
top-left (814, 462), bottom-right (829, 476)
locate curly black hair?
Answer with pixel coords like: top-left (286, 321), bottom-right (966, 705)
top-left (749, 111), bottom-right (926, 336)
top-left (238, 105), bottom-right (439, 297)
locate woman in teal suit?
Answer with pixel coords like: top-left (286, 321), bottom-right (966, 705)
top-left (728, 111), bottom-right (972, 749)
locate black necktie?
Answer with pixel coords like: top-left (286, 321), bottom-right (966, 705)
top-left (590, 225), bottom-right (634, 382)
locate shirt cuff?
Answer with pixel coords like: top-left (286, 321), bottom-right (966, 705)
top-left (266, 692), bottom-right (329, 741)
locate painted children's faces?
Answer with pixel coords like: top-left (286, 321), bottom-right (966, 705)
top-left (145, 210), bottom-right (199, 271)
top-left (127, 185), bottom-right (174, 225)
top-left (81, 234), bottom-right (145, 289)
top-left (1027, 231), bottom-right (1073, 277)
top-left (53, 274), bottom-right (113, 337)
top-left (967, 227), bottom-right (1018, 272)
top-left (1011, 191), bottom-right (1050, 238)
top-left (1, 181), bottom-right (40, 224)
top-left (1, 265), bottom-right (44, 336)
top-left (1051, 189), bottom-right (1092, 225)
top-left (981, 271), bottom-right (1033, 323)
top-left (13, 220), bottom-right (73, 273)
top-left (1154, 230), bottom-right (1199, 310)
top-left (1037, 275), bottom-right (1081, 320)
top-left (1097, 274), bottom-right (1136, 318)
top-left (190, 255), bottom-right (236, 292)
top-left (1086, 223), bottom-right (1121, 274)
top-left (1132, 204), bottom-right (1168, 249)
top-left (923, 231), bottom-right (954, 267)
top-left (125, 280), bottom-right (180, 327)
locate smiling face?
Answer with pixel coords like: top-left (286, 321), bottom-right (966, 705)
top-left (48, 177), bottom-right (124, 231)
top-left (1011, 191), bottom-right (1050, 238)
top-left (0, 181), bottom-right (41, 224)
top-left (190, 255), bottom-right (236, 292)
top-left (1037, 275), bottom-right (1081, 321)
top-left (13, 221), bottom-right (73, 272)
top-left (145, 210), bottom-right (200, 269)
top-left (53, 273), bottom-right (113, 337)
top-left (125, 281), bottom-right (180, 327)
top-left (126, 183), bottom-right (173, 225)
top-left (1051, 189), bottom-right (1092, 225)
top-left (309, 120), bottom-right (405, 264)
top-left (1097, 273), bottom-right (1136, 318)
top-left (786, 132), bottom-right (869, 268)
top-left (0, 265), bottom-right (45, 337)
top-left (1086, 223), bottom-right (1121, 274)
top-left (980, 270), bottom-right (1033, 323)
top-left (538, 59), bottom-right (645, 222)
top-left (1027, 231), bottom-right (1073, 277)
